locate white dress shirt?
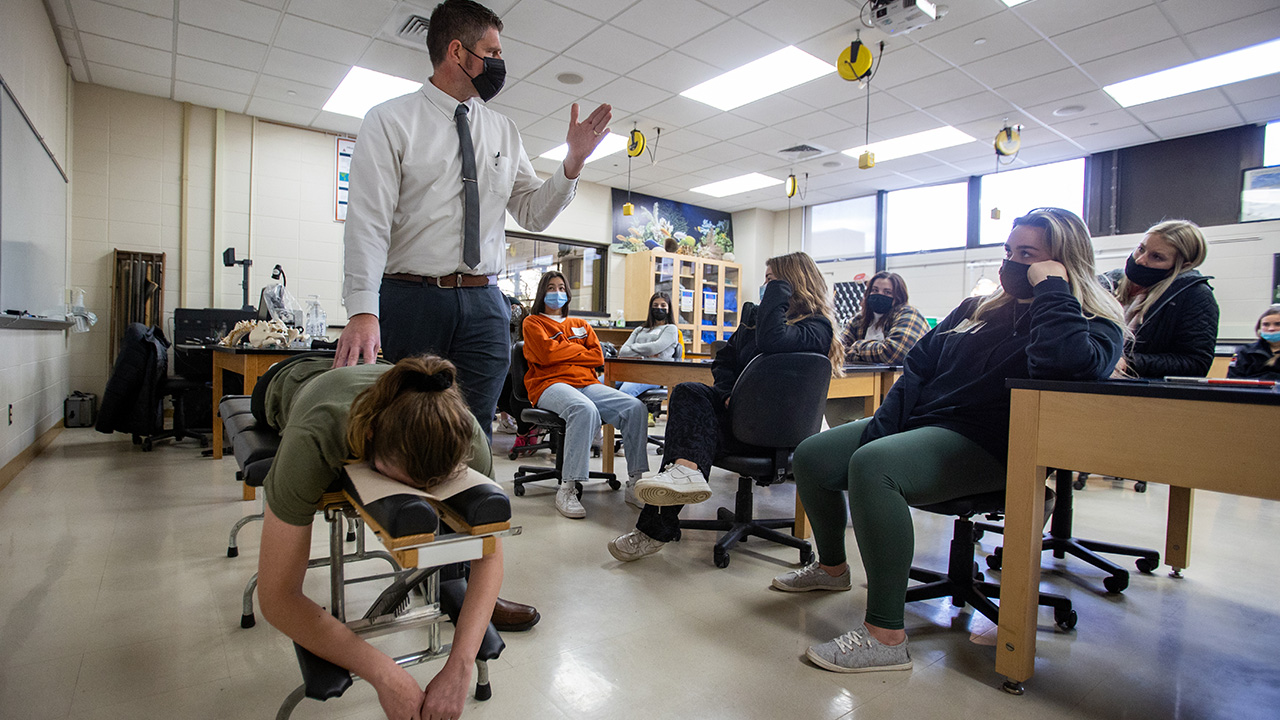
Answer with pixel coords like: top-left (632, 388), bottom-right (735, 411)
top-left (341, 79), bottom-right (578, 317)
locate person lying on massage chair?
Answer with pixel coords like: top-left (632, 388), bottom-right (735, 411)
top-left (257, 354), bottom-right (502, 720)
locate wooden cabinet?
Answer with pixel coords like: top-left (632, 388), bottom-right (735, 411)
top-left (624, 251), bottom-right (743, 354)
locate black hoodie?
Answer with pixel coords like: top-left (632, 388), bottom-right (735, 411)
top-left (863, 277), bottom-right (1122, 463)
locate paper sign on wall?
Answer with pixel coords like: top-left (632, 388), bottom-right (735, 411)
top-left (703, 290), bottom-right (717, 314)
top-left (336, 137), bottom-right (355, 222)
top-left (680, 288), bottom-right (694, 313)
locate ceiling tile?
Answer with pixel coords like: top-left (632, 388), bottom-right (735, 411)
top-left (491, 80), bottom-right (579, 116)
top-left (1127, 87), bottom-right (1233, 123)
top-left (86, 62), bottom-right (171, 96)
top-left (177, 0), bottom-right (281, 44)
top-left (562, 24), bottom-right (667, 76)
top-left (553, 0), bottom-right (638, 22)
top-left (733, 95), bottom-right (815, 128)
top-left (772, 110), bottom-right (850, 141)
top-left (177, 24), bottom-right (269, 71)
top-left (611, 0), bottom-right (728, 47)
top-left (495, 37), bottom-right (556, 80)
top-left (69, 0), bottom-right (174, 50)
top-left (919, 10), bottom-right (1041, 68)
top-left (357, 40), bottom-right (432, 83)
top-left (247, 0), bottom-right (287, 9)
top-left (519, 134), bottom-right (560, 158)
top-left (500, 0), bottom-right (602, 52)
top-left (995, 67), bottom-right (1098, 110)
top-left (1075, 125), bottom-right (1158, 153)
top-left (100, 0), bottom-right (174, 18)
top-left (675, 20), bottom-right (786, 72)
top-left (175, 56), bottom-right (256, 94)
top-left (866, 44), bottom-right (951, 91)
top-left (1023, 89), bottom-right (1122, 125)
top-left (867, 110), bottom-right (956, 140)
top-left (245, 96), bottom-right (321, 126)
top-left (274, 14), bottom-right (370, 65)
top-left (641, 95), bottom-right (719, 129)
top-left (286, 0), bottom-right (397, 37)
top-left (653, 127), bottom-right (717, 153)
top-left (1147, 106), bottom-right (1245, 140)
top-left (311, 110), bottom-right (362, 134)
top-left (59, 27), bottom-right (82, 58)
top-left (486, 102), bottom-right (542, 129)
top-left (685, 113), bottom-right (764, 140)
top-left (1157, 0), bottom-right (1280, 33)
top-left (629, 51), bottom-right (722, 95)
top-left (963, 42), bottom-right (1071, 88)
top-left (889, 68), bottom-right (985, 109)
top-left (1050, 6), bottom-right (1177, 67)
top-left (173, 79), bottom-right (250, 112)
top-left (1011, 0), bottom-right (1150, 38)
top-left (1235, 96), bottom-right (1280, 125)
top-left (738, 0), bottom-right (858, 45)
top-left (583, 76), bottom-right (670, 117)
top-left (48, 0), bottom-right (75, 26)
top-left (1222, 74), bottom-right (1280, 105)
top-left (524, 56), bottom-right (619, 96)
top-left (254, 74), bottom-right (333, 107)
top-left (261, 47), bottom-right (349, 88)
top-left (1079, 37), bottom-right (1195, 87)
top-left (1047, 108), bottom-right (1140, 138)
top-left (925, 91), bottom-right (1017, 127)
top-left (828, 89), bottom-right (916, 125)
top-left (1184, 7), bottom-right (1280, 58)
top-left (779, 72), bottom-right (864, 111)
top-left (80, 33), bottom-right (172, 76)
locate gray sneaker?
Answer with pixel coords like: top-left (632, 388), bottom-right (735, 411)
top-left (624, 479), bottom-right (643, 509)
top-left (772, 562), bottom-right (852, 592)
top-left (806, 628), bottom-right (912, 673)
top-left (608, 529), bottom-right (665, 562)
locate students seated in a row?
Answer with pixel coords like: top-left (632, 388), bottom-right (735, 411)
top-left (616, 291), bottom-right (681, 399)
top-left (1103, 219), bottom-right (1219, 378)
top-left (825, 271), bottom-right (929, 427)
top-left (609, 251), bottom-right (844, 562)
top-left (1229, 305), bottom-right (1280, 380)
top-left (772, 208), bottom-right (1124, 673)
top-left (255, 356), bottom-right (503, 720)
top-left (521, 271), bottom-right (650, 519)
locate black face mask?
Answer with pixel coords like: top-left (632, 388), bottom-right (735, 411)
top-left (865, 294), bottom-right (893, 315)
top-left (999, 259), bottom-right (1036, 300)
top-left (460, 45), bottom-right (505, 102)
top-left (651, 308), bottom-right (668, 322)
top-left (1124, 253), bottom-right (1173, 288)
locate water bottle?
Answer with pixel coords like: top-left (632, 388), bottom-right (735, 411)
top-left (304, 296), bottom-right (327, 343)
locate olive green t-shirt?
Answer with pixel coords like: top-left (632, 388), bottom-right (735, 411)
top-left (262, 358), bottom-right (493, 527)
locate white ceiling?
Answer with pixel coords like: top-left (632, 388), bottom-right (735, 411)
top-left (43, 0), bottom-right (1280, 213)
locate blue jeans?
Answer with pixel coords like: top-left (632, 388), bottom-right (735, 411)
top-left (535, 382), bottom-right (650, 484)
top-left (379, 280), bottom-right (509, 439)
top-left (618, 382), bottom-right (660, 397)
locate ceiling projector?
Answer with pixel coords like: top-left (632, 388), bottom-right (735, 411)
top-left (868, 0), bottom-right (940, 36)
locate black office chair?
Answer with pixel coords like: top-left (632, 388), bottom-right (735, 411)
top-left (508, 342), bottom-right (619, 498)
top-left (907, 487), bottom-right (1077, 632)
top-left (981, 469), bottom-right (1159, 593)
top-left (679, 352), bottom-right (831, 568)
top-left (96, 323), bottom-right (208, 451)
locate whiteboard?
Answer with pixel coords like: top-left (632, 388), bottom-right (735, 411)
top-left (1, 80), bottom-right (68, 315)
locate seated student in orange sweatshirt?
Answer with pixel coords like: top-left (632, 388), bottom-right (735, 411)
top-left (522, 271), bottom-right (650, 519)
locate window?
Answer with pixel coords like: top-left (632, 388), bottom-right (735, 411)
top-left (496, 234), bottom-right (607, 314)
top-left (807, 194), bottom-right (877, 259)
top-left (884, 182), bottom-right (967, 253)
top-left (1265, 120), bottom-right (1280, 167)
top-left (979, 159), bottom-right (1086, 245)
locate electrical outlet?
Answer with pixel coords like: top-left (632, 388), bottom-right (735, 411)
top-left (7, 404), bottom-right (12, 426)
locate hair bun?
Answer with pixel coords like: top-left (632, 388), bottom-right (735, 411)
top-left (408, 370), bottom-right (453, 393)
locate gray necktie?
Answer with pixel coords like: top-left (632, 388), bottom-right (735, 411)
top-left (455, 103), bottom-right (481, 269)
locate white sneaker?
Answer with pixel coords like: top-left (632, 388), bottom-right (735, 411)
top-left (635, 465), bottom-right (712, 506)
top-left (608, 529), bottom-right (665, 562)
top-left (495, 413), bottom-right (518, 435)
top-left (772, 562), bottom-right (852, 592)
top-left (555, 483), bottom-right (586, 519)
top-left (624, 477), bottom-right (643, 509)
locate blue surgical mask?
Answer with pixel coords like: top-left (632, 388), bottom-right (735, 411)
top-left (544, 291), bottom-right (568, 310)
top-left (1261, 330), bottom-right (1280, 343)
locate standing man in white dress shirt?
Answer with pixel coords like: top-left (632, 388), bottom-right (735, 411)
top-left (336, 0), bottom-right (612, 443)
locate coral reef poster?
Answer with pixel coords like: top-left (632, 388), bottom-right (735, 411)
top-left (610, 188), bottom-right (734, 259)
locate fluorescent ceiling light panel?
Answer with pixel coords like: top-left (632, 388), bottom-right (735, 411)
top-left (680, 46), bottom-right (835, 111)
top-left (323, 67), bottom-right (423, 119)
top-left (690, 173), bottom-right (783, 198)
top-left (1104, 38), bottom-right (1280, 107)
top-left (539, 132), bottom-right (629, 164)
top-left (1000, 0), bottom-right (1033, 7)
top-left (842, 126), bottom-right (977, 163)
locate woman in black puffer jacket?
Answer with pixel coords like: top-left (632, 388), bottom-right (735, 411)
top-left (1102, 219), bottom-right (1219, 378)
top-left (1228, 305), bottom-right (1280, 381)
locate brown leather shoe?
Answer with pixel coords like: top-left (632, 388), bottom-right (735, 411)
top-left (492, 597), bottom-right (540, 632)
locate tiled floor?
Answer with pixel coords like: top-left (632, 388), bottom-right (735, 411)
top-left (1, 426), bottom-right (1278, 719)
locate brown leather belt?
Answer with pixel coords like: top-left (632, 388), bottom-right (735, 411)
top-left (383, 272), bottom-right (497, 288)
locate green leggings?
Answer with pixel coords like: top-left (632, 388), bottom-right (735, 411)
top-left (794, 418), bottom-right (1005, 630)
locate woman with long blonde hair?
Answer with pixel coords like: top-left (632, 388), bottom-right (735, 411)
top-left (1102, 219), bottom-right (1219, 378)
top-left (774, 208), bottom-right (1123, 673)
top-left (608, 251), bottom-right (842, 562)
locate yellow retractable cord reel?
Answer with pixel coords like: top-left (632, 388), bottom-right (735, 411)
top-left (838, 32), bottom-right (883, 170)
top-left (989, 120), bottom-right (1022, 219)
top-left (622, 125), bottom-right (658, 216)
